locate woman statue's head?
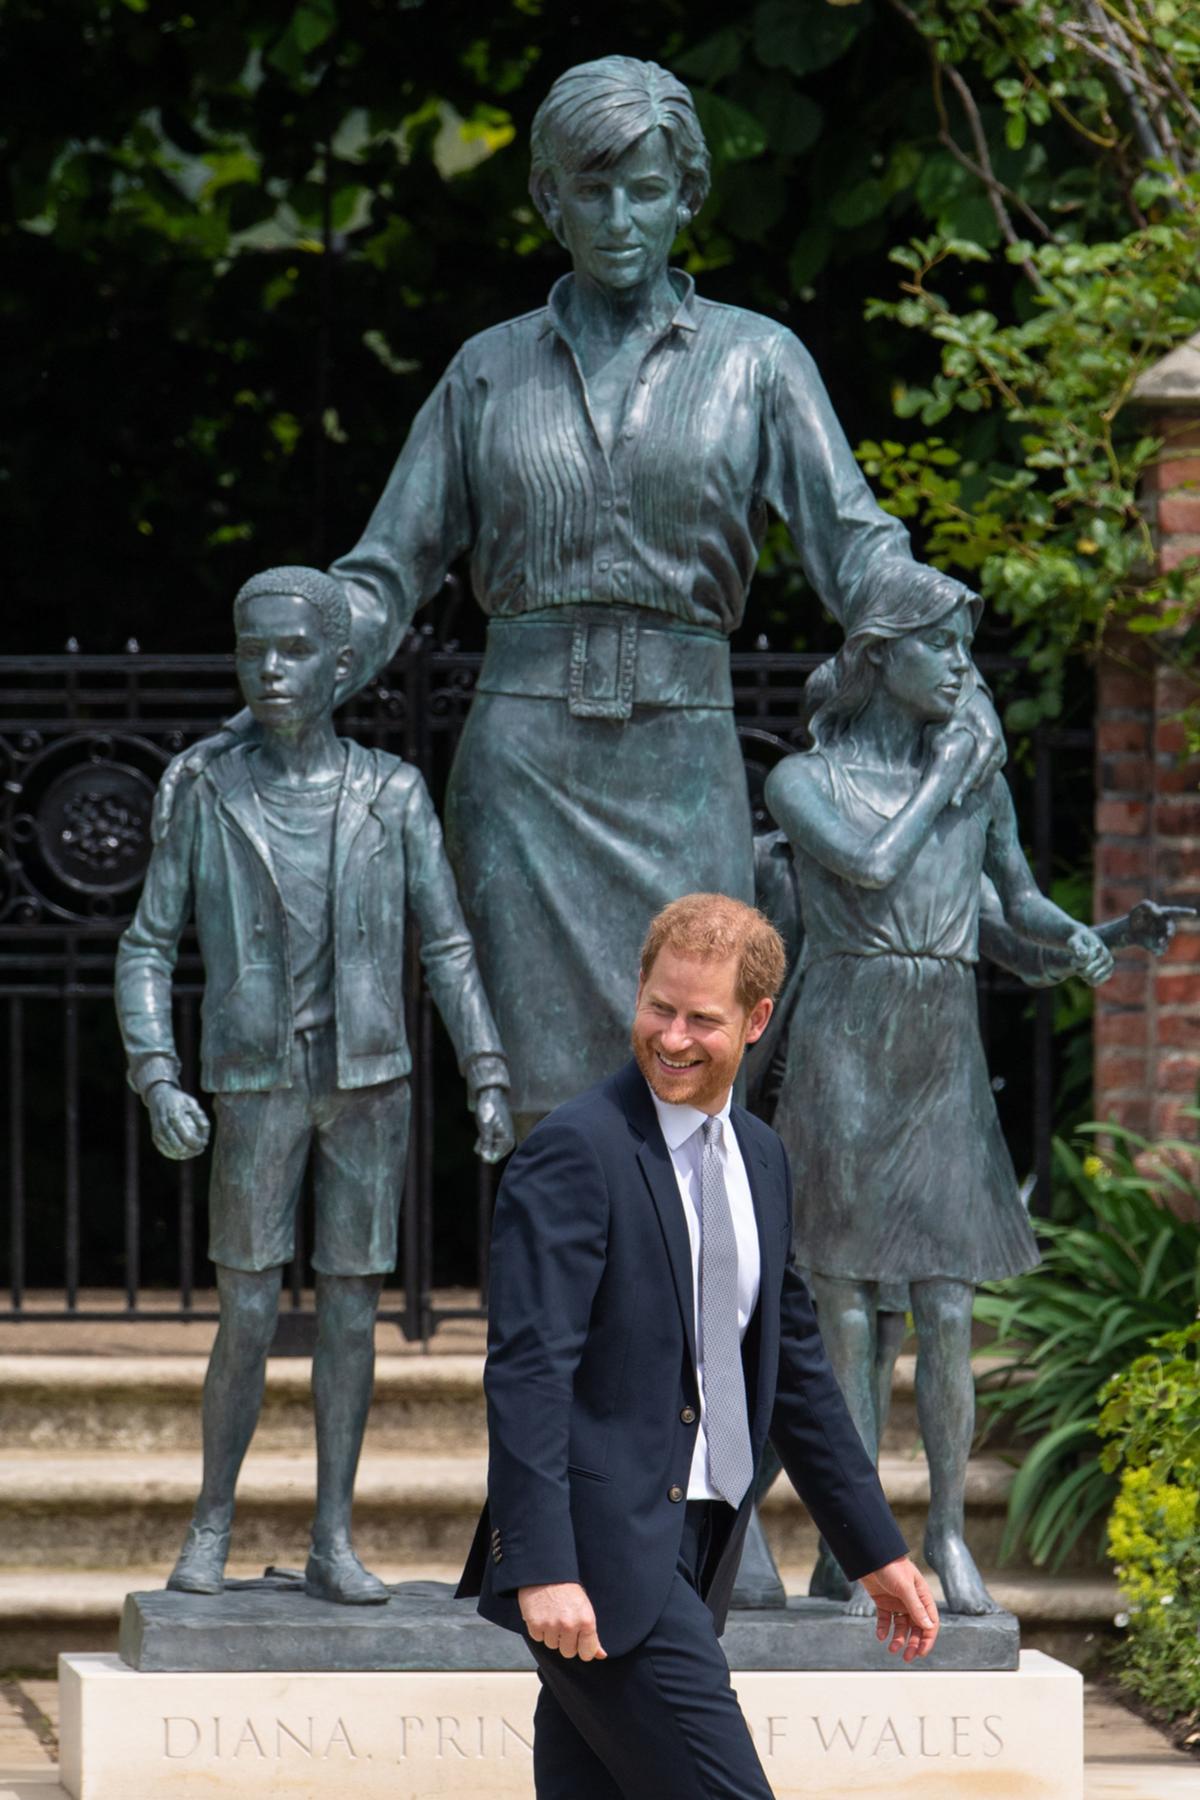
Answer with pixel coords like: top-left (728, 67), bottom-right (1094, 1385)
top-left (805, 562), bottom-right (982, 746)
top-left (529, 57), bottom-right (710, 280)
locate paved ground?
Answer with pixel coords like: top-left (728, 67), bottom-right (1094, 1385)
top-left (2, 1672), bottom-right (1195, 1797)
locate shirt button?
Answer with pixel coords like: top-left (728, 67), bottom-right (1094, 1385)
top-left (622, 428), bottom-right (635, 441)
top-left (597, 559), bottom-right (610, 572)
top-left (680, 1407), bottom-right (697, 1426)
top-left (668, 1485), bottom-right (684, 1503)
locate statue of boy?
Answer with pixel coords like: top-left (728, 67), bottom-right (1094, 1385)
top-left (115, 566), bottom-right (514, 1604)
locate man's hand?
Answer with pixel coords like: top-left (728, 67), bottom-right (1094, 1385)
top-left (519, 1582), bottom-right (607, 1662)
top-left (475, 1087), bottom-right (515, 1163)
top-left (147, 1082), bottom-right (211, 1161)
top-left (950, 685), bottom-right (1007, 808)
top-left (1067, 926), bottom-right (1115, 987)
top-left (152, 724), bottom-right (247, 838)
top-left (859, 1556), bottom-right (940, 1662)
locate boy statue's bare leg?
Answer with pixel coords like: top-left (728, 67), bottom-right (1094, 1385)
top-left (910, 1276), bottom-right (1001, 1615)
top-left (306, 1271), bottom-right (390, 1604)
top-left (168, 1264), bottom-right (282, 1594)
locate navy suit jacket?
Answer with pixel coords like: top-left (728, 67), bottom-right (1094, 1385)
top-left (458, 1059), bottom-right (907, 1657)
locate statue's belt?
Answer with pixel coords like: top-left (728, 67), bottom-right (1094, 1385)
top-left (476, 610), bottom-right (733, 720)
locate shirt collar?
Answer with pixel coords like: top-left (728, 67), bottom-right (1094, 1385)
top-left (646, 1078), bottom-right (733, 1153)
top-left (538, 268), bottom-right (700, 343)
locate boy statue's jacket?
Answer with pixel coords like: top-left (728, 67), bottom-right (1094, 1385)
top-left (116, 739), bottom-right (507, 1097)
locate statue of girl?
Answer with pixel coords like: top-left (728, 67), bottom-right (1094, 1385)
top-left (763, 562), bottom-right (1115, 1616)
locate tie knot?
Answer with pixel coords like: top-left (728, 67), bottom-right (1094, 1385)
top-left (701, 1116), bottom-right (719, 1149)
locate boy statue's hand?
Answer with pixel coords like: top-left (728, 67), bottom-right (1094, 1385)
top-left (1127, 900), bottom-right (1196, 955)
top-left (147, 1082), bottom-right (212, 1160)
top-left (474, 1088), bottom-right (516, 1164)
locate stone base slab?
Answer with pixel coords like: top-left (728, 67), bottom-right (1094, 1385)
top-left (60, 1650), bottom-right (1082, 1798)
top-left (119, 1577), bottom-right (1020, 1672)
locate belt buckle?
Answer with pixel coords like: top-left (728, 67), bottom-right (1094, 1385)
top-left (567, 614), bottom-right (638, 720)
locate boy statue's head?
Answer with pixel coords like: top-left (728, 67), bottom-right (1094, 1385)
top-left (233, 567), bottom-right (353, 735)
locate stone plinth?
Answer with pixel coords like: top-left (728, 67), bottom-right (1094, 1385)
top-left (60, 1650), bottom-right (1082, 1799)
top-left (118, 1579), bottom-right (1019, 1674)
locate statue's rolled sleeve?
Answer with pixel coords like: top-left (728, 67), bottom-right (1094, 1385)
top-left (328, 352), bottom-right (475, 700)
top-left (115, 778), bottom-right (198, 1096)
top-left (400, 772), bottom-right (509, 1099)
top-left (760, 331), bottom-right (914, 627)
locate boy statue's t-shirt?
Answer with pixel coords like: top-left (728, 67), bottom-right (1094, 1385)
top-left (251, 756), bottom-right (343, 1033)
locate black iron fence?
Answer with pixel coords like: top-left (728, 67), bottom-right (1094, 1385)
top-left (0, 637), bottom-right (1091, 1340)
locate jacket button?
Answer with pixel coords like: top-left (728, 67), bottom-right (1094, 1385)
top-left (680, 1407), bottom-right (697, 1425)
top-left (668, 1485), bottom-right (684, 1503)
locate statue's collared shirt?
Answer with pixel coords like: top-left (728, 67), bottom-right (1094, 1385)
top-left (331, 269), bottom-right (913, 671)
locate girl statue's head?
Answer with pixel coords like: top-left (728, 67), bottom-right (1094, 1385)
top-left (804, 562), bottom-right (982, 746)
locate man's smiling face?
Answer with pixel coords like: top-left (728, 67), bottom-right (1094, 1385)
top-left (631, 945), bottom-right (772, 1115)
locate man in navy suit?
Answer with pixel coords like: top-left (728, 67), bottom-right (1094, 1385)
top-left (459, 893), bottom-right (939, 1798)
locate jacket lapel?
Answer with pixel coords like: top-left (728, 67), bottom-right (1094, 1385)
top-left (731, 1104), bottom-right (783, 1432)
top-left (616, 1062), bottom-right (699, 1379)
top-left (208, 747), bottom-right (280, 897)
top-left (331, 739), bottom-right (378, 893)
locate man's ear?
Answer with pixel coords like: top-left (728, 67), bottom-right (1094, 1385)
top-left (744, 995), bottom-right (773, 1045)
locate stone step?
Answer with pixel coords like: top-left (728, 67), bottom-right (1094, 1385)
top-left (0, 1354), bottom-right (1027, 1454)
top-left (0, 1447), bottom-right (1063, 1577)
top-left (0, 1564), bottom-right (1121, 1678)
top-left (0, 1355), bottom-right (489, 1454)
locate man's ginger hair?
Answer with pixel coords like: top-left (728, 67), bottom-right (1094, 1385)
top-left (639, 894), bottom-right (785, 1013)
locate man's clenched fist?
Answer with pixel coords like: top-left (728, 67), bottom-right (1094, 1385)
top-left (519, 1582), bottom-right (607, 1662)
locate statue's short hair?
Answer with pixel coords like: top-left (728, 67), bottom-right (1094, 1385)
top-left (530, 57), bottom-right (711, 232)
top-left (639, 893), bottom-right (785, 1012)
top-left (234, 566), bottom-right (351, 652)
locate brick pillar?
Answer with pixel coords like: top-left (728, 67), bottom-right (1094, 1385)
top-left (1093, 408), bottom-right (1200, 1140)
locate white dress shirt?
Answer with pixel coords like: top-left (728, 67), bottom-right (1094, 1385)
top-left (648, 1083), bottom-right (762, 1500)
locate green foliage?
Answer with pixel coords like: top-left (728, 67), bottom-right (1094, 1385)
top-left (1099, 1324), bottom-right (1200, 1722)
top-left (974, 1126), bottom-right (1200, 1570)
top-left (850, 1), bottom-right (1200, 740)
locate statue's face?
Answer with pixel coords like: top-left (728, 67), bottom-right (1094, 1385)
top-left (235, 593), bottom-right (344, 733)
top-left (553, 127), bottom-right (682, 293)
top-left (878, 600), bottom-right (975, 724)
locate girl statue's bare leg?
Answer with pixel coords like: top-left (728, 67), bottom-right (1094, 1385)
top-left (806, 1273), bottom-right (880, 1614)
top-left (909, 1275), bottom-right (1001, 1615)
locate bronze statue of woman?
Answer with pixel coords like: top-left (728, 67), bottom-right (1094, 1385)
top-left (157, 55), bottom-right (1003, 1136)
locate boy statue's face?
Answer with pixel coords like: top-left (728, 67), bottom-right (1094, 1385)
top-left (235, 592), bottom-right (347, 735)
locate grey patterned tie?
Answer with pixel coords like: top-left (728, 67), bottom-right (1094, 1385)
top-left (699, 1116), bottom-right (754, 1507)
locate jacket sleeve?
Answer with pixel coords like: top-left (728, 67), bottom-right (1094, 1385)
top-left (114, 774), bottom-right (199, 1096)
top-left (768, 1142), bottom-right (909, 1581)
top-left (400, 771), bottom-right (509, 1097)
top-left (483, 1117), bottom-right (609, 1593)
top-left (328, 351), bottom-right (474, 701)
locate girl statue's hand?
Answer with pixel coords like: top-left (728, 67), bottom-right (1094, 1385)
top-left (927, 723), bottom-right (977, 801)
top-left (1066, 926), bottom-right (1115, 986)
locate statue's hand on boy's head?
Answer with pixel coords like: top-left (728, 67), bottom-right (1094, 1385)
top-left (474, 1088), bottom-right (516, 1164)
top-left (147, 1082), bottom-right (212, 1161)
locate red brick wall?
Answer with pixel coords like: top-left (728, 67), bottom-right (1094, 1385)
top-left (1093, 413), bottom-right (1200, 1139)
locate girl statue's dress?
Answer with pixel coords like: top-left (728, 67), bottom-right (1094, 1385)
top-left (773, 754), bottom-right (1040, 1288)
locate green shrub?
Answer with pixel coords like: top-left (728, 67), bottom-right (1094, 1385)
top-left (1099, 1323), bottom-right (1200, 1722)
top-left (973, 1126), bottom-right (1200, 1569)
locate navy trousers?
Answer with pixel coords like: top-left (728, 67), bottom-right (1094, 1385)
top-left (528, 1503), bottom-right (774, 1800)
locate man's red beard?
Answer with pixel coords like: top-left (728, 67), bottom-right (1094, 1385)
top-left (630, 1028), bottom-right (745, 1114)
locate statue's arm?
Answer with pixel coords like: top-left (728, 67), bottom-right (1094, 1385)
top-left (115, 776), bottom-right (199, 1096)
top-left (764, 738), bottom-right (973, 892)
top-left (399, 772), bottom-right (509, 1099)
top-left (983, 778), bottom-right (1113, 984)
top-left (328, 352), bottom-right (475, 705)
top-left (758, 331), bottom-right (915, 629)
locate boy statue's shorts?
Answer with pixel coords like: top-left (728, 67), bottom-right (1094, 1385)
top-left (207, 1023), bottom-right (411, 1275)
